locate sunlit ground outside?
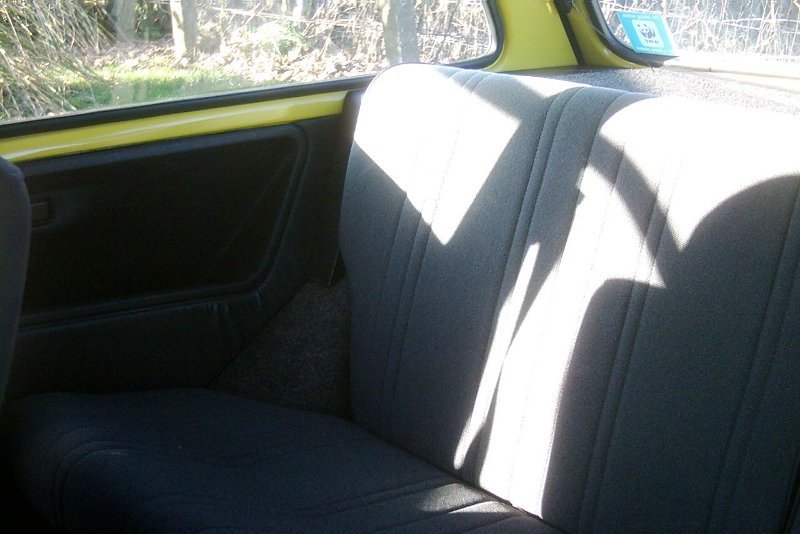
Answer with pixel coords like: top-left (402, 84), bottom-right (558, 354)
top-left (0, 0), bottom-right (492, 122)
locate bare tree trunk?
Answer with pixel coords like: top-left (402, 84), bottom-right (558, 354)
top-left (378, 0), bottom-right (419, 65)
top-left (112, 0), bottom-right (137, 43)
top-left (170, 0), bottom-right (198, 59)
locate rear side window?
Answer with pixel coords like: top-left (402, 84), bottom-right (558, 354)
top-left (0, 0), bottom-right (495, 123)
top-left (597, 0), bottom-right (800, 66)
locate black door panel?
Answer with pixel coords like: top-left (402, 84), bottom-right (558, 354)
top-left (20, 125), bottom-right (305, 318)
top-left (8, 115), bottom-right (347, 398)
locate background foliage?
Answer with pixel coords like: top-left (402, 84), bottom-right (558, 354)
top-left (2, 0), bottom-right (799, 122)
top-left (0, 0), bottom-right (491, 121)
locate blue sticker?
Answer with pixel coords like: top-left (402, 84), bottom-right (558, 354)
top-left (616, 11), bottom-right (677, 56)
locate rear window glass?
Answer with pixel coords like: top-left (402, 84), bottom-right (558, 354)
top-left (597, 0), bottom-right (800, 66)
top-left (0, 0), bottom-right (495, 123)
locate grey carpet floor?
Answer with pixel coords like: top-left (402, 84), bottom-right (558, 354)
top-left (213, 279), bottom-right (351, 417)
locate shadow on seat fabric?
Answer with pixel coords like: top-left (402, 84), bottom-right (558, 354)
top-left (3, 65), bottom-right (800, 532)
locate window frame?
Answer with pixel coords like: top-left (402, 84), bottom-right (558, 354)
top-left (0, 0), bottom-right (505, 138)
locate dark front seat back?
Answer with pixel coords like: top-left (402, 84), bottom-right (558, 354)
top-left (0, 158), bottom-right (30, 400)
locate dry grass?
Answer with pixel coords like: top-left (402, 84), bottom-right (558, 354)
top-left (599, 0), bottom-right (800, 61)
top-left (1, 0), bottom-right (491, 121)
top-left (6, 0), bottom-right (798, 122)
top-left (0, 0), bottom-right (108, 119)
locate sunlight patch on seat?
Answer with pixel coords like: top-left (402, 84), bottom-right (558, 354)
top-left (354, 66), bottom-right (521, 245)
top-left (451, 94), bottom-right (800, 515)
top-left (427, 95), bottom-right (521, 245)
top-left (452, 108), bottom-right (676, 512)
top-left (473, 155), bottom-right (667, 515)
top-left (603, 96), bottom-right (798, 253)
top-left (454, 242), bottom-right (541, 470)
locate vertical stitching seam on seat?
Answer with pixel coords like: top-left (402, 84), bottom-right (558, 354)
top-left (469, 86), bottom-right (580, 484)
top-left (366, 72), bottom-right (462, 408)
top-left (503, 87), bottom-right (593, 498)
top-left (707, 175), bottom-right (800, 532)
top-left (575, 92), bottom-right (668, 530)
top-left (538, 95), bottom-right (641, 505)
top-left (383, 70), bottom-right (491, 438)
top-left (378, 68), bottom-right (477, 433)
top-left (583, 107), bottom-right (684, 531)
top-left (375, 189), bottom-right (430, 433)
top-left (371, 68), bottom-right (466, 432)
top-left (361, 124), bottom-right (418, 427)
top-left (574, 132), bottom-right (663, 530)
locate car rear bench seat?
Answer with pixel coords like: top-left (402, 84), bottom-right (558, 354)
top-left (4, 64), bottom-right (800, 532)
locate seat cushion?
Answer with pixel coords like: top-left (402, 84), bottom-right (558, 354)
top-left (2, 389), bottom-right (552, 532)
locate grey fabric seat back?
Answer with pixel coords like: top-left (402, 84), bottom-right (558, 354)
top-left (0, 158), bottom-right (30, 399)
top-left (340, 64), bottom-right (800, 532)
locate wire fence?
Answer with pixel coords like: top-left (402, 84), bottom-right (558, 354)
top-left (599, 0), bottom-right (800, 60)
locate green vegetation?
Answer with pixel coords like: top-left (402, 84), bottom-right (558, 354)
top-left (1, 0), bottom-right (491, 123)
top-left (11, 0), bottom-right (800, 124)
top-left (0, 0), bottom-right (105, 119)
top-left (61, 64), bottom-right (257, 111)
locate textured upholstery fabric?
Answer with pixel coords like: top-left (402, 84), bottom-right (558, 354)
top-left (5, 65), bottom-right (800, 532)
top-left (0, 158), bottom-right (30, 398)
top-left (213, 280), bottom-right (352, 417)
top-left (3, 389), bottom-right (550, 532)
top-left (340, 65), bottom-right (800, 531)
